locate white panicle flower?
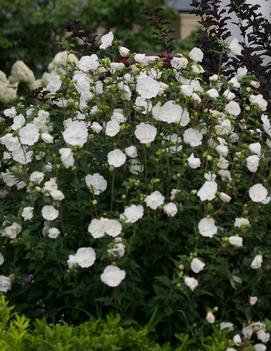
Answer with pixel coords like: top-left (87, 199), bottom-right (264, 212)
top-left (134, 123), bottom-right (157, 144)
top-left (198, 218), bottom-right (218, 238)
top-left (0, 275), bottom-right (12, 293)
top-left (10, 60), bottom-right (35, 85)
top-left (206, 311), bottom-right (215, 324)
top-left (103, 219), bottom-right (122, 237)
top-left (105, 120), bottom-right (120, 137)
top-left (59, 148), bottom-right (75, 168)
top-left (122, 205), bottom-right (144, 223)
top-left (85, 173), bottom-right (107, 195)
top-left (184, 276), bottom-right (199, 291)
top-left (107, 149), bottom-right (127, 167)
top-left (100, 265), bottom-right (126, 287)
top-left (119, 46), bottom-right (130, 57)
top-left (225, 101), bottom-right (241, 116)
top-left (170, 56), bottom-right (188, 69)
top-left (187, 153), bottom-right (201, 169)
top-left (152, 100), bottom-right (184, 124)
top-left (0, 253), bottom-right (4, 266)
top-left (246, 155), bottom-right (260, 173)
top-left (21, 206), bottom-right (34, 221)
top-left (249, 184), bottom-right (269, 203)
top-left (136, 74), bottom-right (160, 99)
top-left (88, 218), bottom-right (106, 238)
top-left (125, 146), bottom-right (138, 158)
top-left (206, 88), bottom-right (219, 99)
top-left (100, 31), bottom-right (114, 50)
top-left (189, 47), bottom-right (204, 63)
top-left (74, 247), bottom-right (96, 268)
top-left (234, 217), bottom-right (250, 228)
top-left (249, 94), bottom-right (267, 111)
top-left (183, 128), bottom-right (203, 147)
top-left (229, 38), bottom-right (243, 56)
top-left (191, 258), bottom-right (205, 273)
top-left (77, 55), bottom-right (99, 72)
top-left (3, 222), bottom-right (22, 239)
top-left (19, 123), bottom-right (39, 145)
top-left (229, 235), bottom-right (243, 247)
top-left (197, 181), bottom-right (218, 201)
top-left (251, 255), bottom-right (263, 269)
top-left (30, 171), bottom-right (44, 184)
top-left (11, 114), bottom-right (25, 130)
top-left (249, 142), bottom-right (261, 156)
top-left (46, 73), bottom-right (62, 93)
top-left (48, 227), bottom-right (60, 239)
top-left (144, 191), bottom-right (165, 210)
top-left (163, 202), bottom-right (178, 217)
top-left (63, 121), bottom-right (88, 146)
top-left (41, 205), bottom-right (59, 221)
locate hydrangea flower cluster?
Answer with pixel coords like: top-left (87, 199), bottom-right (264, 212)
top-left (0, 32), bottom-right (270, 346)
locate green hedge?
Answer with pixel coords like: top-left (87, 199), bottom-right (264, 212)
top-left (0, 294), bottom-right (236, 351)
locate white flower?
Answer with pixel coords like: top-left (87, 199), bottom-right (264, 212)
top-left (229, 236), bottom-right (243, 247)
top-left (0, 253), bottom-right (4, 266)
top-left (91, 122), bottom-right (103, 133)
top-left (257, 330), bottom-right (270, 343)
top-left (170, 56), bottom-right (188, 69)
top-left (249, 296), bottom-right (258, 305)
top-left (100, 265), bottom-right (126, 287)
top-left (198, 218), bottom-right (218, 238)
top-left (107, 149), bottom-right (127, 168)
top-left (41, 133), bottom-right (54, 144)
top-left (229, 38), bottom-right (243, 56)
top-left (191, 258), bottom-right (205, 273)
top-left (187, 153), bottom-right (201, 169)
top-left (251, 255), bottom-right (263, 269)
top-left (236, 66), bottom-right (248, 80)
top-left (0, 275), bottom-right (11, 293)
top-left (183, 128), bottom-right (203, 147)
top-left (122, 205), bottom-right (144, 223)
top-left (111, 108), bottom-right (127, 123)
top-left (19, 123), bottom-right (39, 146)
top-left (30, 171), bottom-right (44, 184)
top-left (100, 31), bottom-right (114, 50)
top-left (119, 46), bottom-right (130, 57)
top-left (41, 205), bottom-right (59, 221)
top-left (234, 217), bottom-right (250, 228)
top-left (63, 121), bottom-right (88, 146)
top-left (233, 334), bottom-right (242, 346)
top-left (11, 114), bottom-right (25, 130)
top-left (59, 148), bottom-right (75, 168)
top-left (77, 55), bottom-right (99, 72)
top-left (3, 222), bottom-right (22, 239)
top-left (152, 100), bottom-right (184, 124)
top-left (184, 276), bottom-right (199, 291)
top-left (189, 47), bottom-right (204, 63)
top-left (197, 181), bottom-right (218, 201)
top-left (46, 73), bottom-right (62, 93)
top-left (163, 202), bottom-right (178, 217)
top-left (135, 97), bottom-right (152, 114)
top-left (220, 192), bottom-right (232, 203)
top-left (85, 173), bottom-right (107, 195)
top-left (254, 344), bottom-right (267, 351)
top-left (144, 191), bottom-right (165, 210)
top-left (249, 142), bottom-right (261, 156)
top-left (136, 75), bottom-right (160, 99)
top-left (48, 227), bottom-right (60, 239)
top-left (246, 155), bottom-right (260, 173)
top-left (88, 218), bottom-right (106, 238)
top-left (74, 247), bottom-right (96, 268)
top-left (125, 146), bottom-right (138, 158)
top-left (104, 219), bottom-right (122, 237)
top-left (206, 88), bottom-right (219, 99)
top-left (249, 184), bottom-right (269, 203)
top-left (51, 190), bottom-right (65, 201)
top-left (21, 206), bottom-right (34, 221)
top-left (220, 322), bottom-right (234, 330)
top-left (249, 94), bottom-right (267, 111)
top-left (105, 120), bottom-right (120, 137)
top-left (134, 123), bottom-right (157, 144)
top-left (206, 311), bottom-right (215, 324)
top-left (107, 237), bottom-right (125, 258)
top-left (225, 101), bottom-right (241, 116)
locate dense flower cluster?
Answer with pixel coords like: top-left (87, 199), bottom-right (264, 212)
top-left (0, 32), bottom-right (271, 347)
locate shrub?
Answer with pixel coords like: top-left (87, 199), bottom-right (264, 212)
top-left (0, 32), bottom-right (271, 348)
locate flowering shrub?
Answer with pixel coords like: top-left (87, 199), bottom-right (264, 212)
top-left (1, 32), bottom-right (271, 347)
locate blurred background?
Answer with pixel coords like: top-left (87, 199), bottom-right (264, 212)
top-left (0, 0), bottom-right (199, 76)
